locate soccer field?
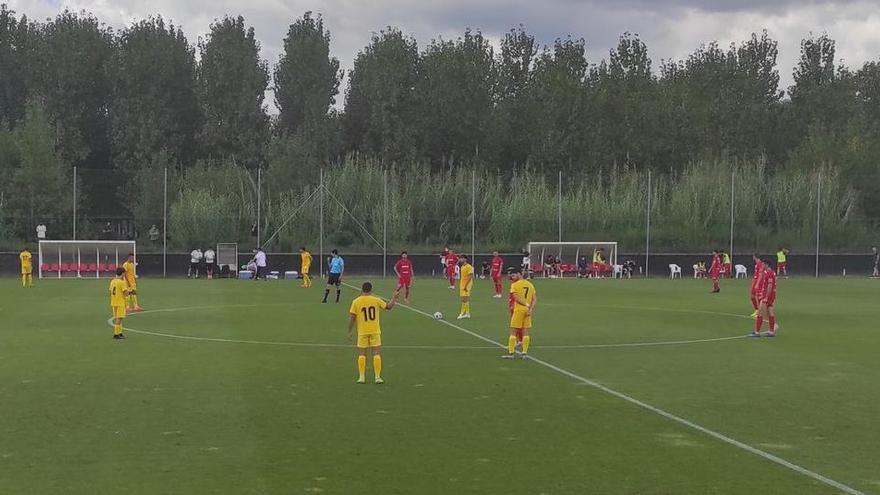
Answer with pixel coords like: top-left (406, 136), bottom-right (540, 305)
top-left (1, 275), bottom-right (878, 494)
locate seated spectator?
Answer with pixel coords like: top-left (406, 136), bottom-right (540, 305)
top-left (480, 260), bottom-right (490, 279)
top-left (577, 256), bottom-right (589, 278)
top-left (544, 254), bottom-right (555, 277)
top-left (694, 261), bottom-right (707, 279)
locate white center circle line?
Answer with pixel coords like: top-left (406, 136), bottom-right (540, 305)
top-left (109, 303), bottom-right (754, 350)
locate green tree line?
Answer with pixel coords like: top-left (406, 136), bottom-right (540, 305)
top-left (0, 5), bottom-right (877, 251)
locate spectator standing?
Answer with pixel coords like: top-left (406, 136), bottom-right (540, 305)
top-left (148, 224), bottom-right (160, 243)
top-left (204, 247), bottom-right (216, 279)
top-left (252, 247), bottom-right (268, 280)
top-left (189, 248), bottom-right (203, 278)
top-left (872, 247), bottom-right (879, 278)
top-left (36, 223), bottom-right (47, 241)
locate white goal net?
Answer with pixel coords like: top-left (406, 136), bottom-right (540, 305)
top-left (38, 240), bottom-right (136, 279)
top-left (526, 241), bottom-right (618, 278)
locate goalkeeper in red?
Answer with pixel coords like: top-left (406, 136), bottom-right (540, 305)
top-left (490, 251), bottom-right (504, 298)
top-left (393, 251), bottom-right (413, 304)
top-left (752, 262), bottom-right (779, 337)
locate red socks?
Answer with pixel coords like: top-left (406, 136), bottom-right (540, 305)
top-left (751, 296), bottom-right (758, 310)
top-left (755, 316), bottom-right (763, 333)
top-left (768, 316), bottom-right (776, 333)
top-left (494, 282), bottom-right (502, 295)
top-left (516, 328), bottom-right (523, 343)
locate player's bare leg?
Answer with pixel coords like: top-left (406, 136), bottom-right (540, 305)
top-left (404, 284), bottom-right (411, 304)
top-left (750, 295), bottom-right (759, 318)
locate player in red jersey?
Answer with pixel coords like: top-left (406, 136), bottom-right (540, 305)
top-left (752, 263), bottom-right (778, 337)
top-left (393, 251), bottom-right (414, 304)
top-left (749, 253), bottom-right (765, 317)
top-left (490, 251), bottom-right (504, 298)
top-left (445, 249), bottom-right (458, 289)
top-left (709, 249), bottom-right (722, 293)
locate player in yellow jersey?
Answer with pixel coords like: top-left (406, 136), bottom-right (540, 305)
top-left (299, 246), bottom-right (313, 288)
top-left (109, 267), bottom-right (129, 339)
top-left (122, 253), bottom-right (142, 312)
top-left (19, 247), bottom-right (33, 287)
top-left (503, 267), bottom-right (537, 359)
top-left (457, 255), bottom-right (474, 319)
top-left (348, 282), bottom-right (398, 384)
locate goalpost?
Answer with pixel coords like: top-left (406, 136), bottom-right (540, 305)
top-left (38, 240), bottom-right (136, 279)
top-left (526, 241), bottom-right (618, 278)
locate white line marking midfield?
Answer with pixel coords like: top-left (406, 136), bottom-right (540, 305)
top-left (341, 282), bottom-right (867, 495)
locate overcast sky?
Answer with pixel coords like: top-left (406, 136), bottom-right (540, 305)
top-left (10, 0), bottom-right (880, 112)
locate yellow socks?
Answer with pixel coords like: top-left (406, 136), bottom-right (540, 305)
top-left (22, 275), bottom-right (26, 287)
top-left (113, 323), bottom-right (123, 336)
top-left (303, 274), bottom-right (310, 287)
top-left (460, 302), bottom-right (470, 315)
top-left (508, 335), bottom-right (517, 354)
top-left (522, 335), bottom-right (531, 354)
top-left (373, 355), bottom-right (382, 379)
top-left (357, 356), bottom-right (366, 379)
top-left (27, 274), bottom-right (32, 286)
top-left (131, 295), bottom-right (139, 307)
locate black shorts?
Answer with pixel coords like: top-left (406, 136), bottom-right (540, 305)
top-left (328, 273), bottom-right (341, 286)
top-left (206, 262), bottom-right (215, 271)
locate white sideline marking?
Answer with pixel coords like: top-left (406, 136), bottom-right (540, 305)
top-left (113, 304), bottom-right (751, 350)
top-left (342, 283), bottom-right (867, 495)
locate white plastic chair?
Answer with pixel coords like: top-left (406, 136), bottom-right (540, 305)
top-left (735, 264), bottom-right (748, 279)
top-left (692, 264), bottom-right (700, 279)
top-left (669, 264), bottom-right (682, 279)
top-left (612, 264), bottom-right (623, 278)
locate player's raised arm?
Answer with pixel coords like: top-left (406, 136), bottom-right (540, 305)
top-left (386, 292), bottom-right (398, 310)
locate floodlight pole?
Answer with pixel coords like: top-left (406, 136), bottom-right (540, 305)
top-left (163, 167), bottom-right (167, 278)
top-left (383, 168), bottom-right (388, 278)
top-left (319, 169), bottom-right (324, 278)
top-left (645, 169), bottom-right (651, 278)
top-left (557, 170), bottom-right (562, 242)
top-left (471, 169), bottom-right (476, 261)
top-left (72, 166), bottom-right (77, 240)
top-left (729, 168), bottom-right (735, 259)
top-left (815, 171), bottom-right (821, 278)
top-left (256, 168), bottom-right (262, 247)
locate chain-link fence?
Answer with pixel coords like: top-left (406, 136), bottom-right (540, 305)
top-left (1, 161), bottom-right (876, 277)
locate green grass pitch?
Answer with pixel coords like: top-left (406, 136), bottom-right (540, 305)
top-left (1, 275), bottom-right (878, 494)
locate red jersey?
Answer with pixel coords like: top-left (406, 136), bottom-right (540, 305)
top-left (709, 254), bottom-right (722, 274)
top-left (395, 258), bottom-right (413, 279)
top-left (760, 267), bottom-right (777, 298)
top-left (490, 256), bottom-right (503, 276)
top-left (445, 252), bottom-right (458, 272)
top-left (751, 260), bottom-right (764, 290)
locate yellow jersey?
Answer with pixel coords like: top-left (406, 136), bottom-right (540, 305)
top-left (109, 278), bottom-right (127, 307)
top-left (510, 279), bottom-right (536, 310)
top-left (722, 253), bottom-right (731, 265)
top-left (460, 263), bottom-right (474, 290)
top-left (301, 251), bottom-right (312, 271)
top-left (122, 260), bottom-right (136, 286)
top-left (349, 295), bottom-right (387, 335)
top-left (777, 250), bottom-right (786, 263)
top-left (20, 251), bottom-right (32, 272)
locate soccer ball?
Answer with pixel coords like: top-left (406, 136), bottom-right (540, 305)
top-left (433, 311), bottom-right (443, 320)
